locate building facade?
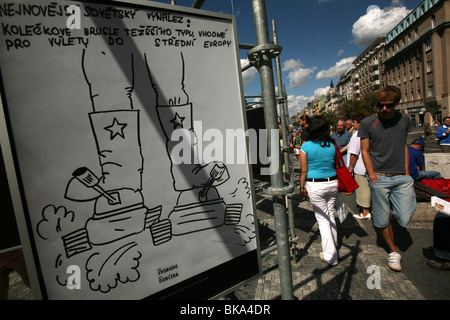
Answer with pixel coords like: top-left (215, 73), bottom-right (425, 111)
top-left (384, 0), bottom-right (449, 126)
top-left (309, 0), bottom-right (450, 127)
top-left (353, 36), bottom-right (386, 98)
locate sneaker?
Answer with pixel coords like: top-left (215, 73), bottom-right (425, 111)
top-left (353, 212), bottom-right (371, 220)
top-left (319, 252), bottom-right (338, 267)
top-left (388, 252), bottom-right (402, 271)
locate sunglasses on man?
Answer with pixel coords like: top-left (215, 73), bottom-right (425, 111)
top-left (377, 102), bottom-right (396, 109)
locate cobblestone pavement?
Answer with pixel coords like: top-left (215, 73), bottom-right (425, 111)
top-left (232, 165), bottom-right (450, 301)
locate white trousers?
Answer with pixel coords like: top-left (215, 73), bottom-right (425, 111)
top-left (306, 180), bottom-right (339, 265)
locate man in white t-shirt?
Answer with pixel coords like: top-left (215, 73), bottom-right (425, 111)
top-left (347, 114), bottom-right (371, 220)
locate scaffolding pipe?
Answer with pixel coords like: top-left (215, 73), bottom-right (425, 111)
top-left (251, 0), bottom-right (294, 300)
top-left (260, 244), bottom-right (278, 257)
top-left (241, 63), bottom-right (254, 72)
top-left (192, 0), bottom-right (206, 9)
top-left (272, 19), bottom-right (291, 180)
top-left (273, 19), bottom-right (300, 269)
top-left (239, 43), bottom-right (257, 50)
top-left (258, 218), bottom-right (276, 232)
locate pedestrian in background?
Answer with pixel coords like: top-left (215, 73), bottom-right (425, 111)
top-left (422, 123), bottom-right (433, 140)
top-left (300, 116), bottom-right (339, 266)
top-left (347, 114), bottom-right (371, 220)
top-left (345, 119), bottom-right (355, 134)
top-left (292, 130), bottom-right (301, 161)
top-left (408, 138), bottom-right (441, 180)
top-left (331, 120), bottom-right (352, 166)
top-left (436, 116), bottom-right (450, 153)
top-left (359, 86), bottom-right (417, 272)
top-left (425, 212), bottom-right (450, 270)
top-left (298, 114), bottom-right (311, 144)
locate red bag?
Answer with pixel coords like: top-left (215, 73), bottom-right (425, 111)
top-left (421, 178), bottom-right (450, 196)
top-left (334, 143), bottom-right (359, 193)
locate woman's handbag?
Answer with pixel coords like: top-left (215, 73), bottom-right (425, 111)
top-left (334, 143), bottom-right (359, 193)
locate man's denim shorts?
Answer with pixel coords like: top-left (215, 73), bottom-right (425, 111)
top-left (369, 174), bottom-right (417, 228)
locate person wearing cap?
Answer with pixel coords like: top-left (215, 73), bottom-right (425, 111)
top-left (408, 138), bottom-right (441, 180)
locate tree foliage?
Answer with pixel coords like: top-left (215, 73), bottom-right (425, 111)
top-left (337, 91), bottom-right (379, 120)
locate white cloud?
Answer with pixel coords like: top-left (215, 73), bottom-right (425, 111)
top-left (282, 59), bottom-right (303, 71)
top-left (315, 57), bottom-right (356, 80)
top-left (240, 58), bottom-right (258, 86)
top-left (287, 67), bottom-right (316, 89)
top-left (282, 58), bottom-right (315, 89)
top-left (287, 94), bottom-right (314, 115)
top-left (352, 2), bottom-right (410, 47)
top-left (314, 87), bottom-right (330, 98)
top-left (337, 49), bottom-right (345, 57)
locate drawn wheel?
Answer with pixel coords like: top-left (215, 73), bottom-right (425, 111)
top-left (150, 219), bottom-right (172, 246)
top-left (145, 205), bottom-right (162, 229)
top-left (224, 203), bottom-right (243, 225)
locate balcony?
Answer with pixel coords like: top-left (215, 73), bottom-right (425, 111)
top-left (370, 70), bottom-right (380, 78)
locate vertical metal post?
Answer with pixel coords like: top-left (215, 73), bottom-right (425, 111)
top-left (272, 20), bottom-right (291, 180)
top-left (272, 20), bottom-right (295, 239)
top-left (192, 0), bottom-right (206, 9)
top-left (282, 85), bottom-right (290, 147)
top-left (273, 21), bottom-right (300, 268)
top-left (251, 0), bottom-right (294, 300)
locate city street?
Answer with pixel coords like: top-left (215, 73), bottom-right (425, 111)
top-left (408, 126), bottom-right (443, 153)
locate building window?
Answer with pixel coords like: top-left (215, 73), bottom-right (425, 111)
top-left (426, 60), bottom-right (433, 73)
top-left (431, 15), bottom-right (436, 29)
top-left (425, 38), bottom-right (432, 52)
top-left (428, 84), bottom-right (434, 97)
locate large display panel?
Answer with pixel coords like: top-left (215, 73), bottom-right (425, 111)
top-left (0, 0), bottom-right (261, 299)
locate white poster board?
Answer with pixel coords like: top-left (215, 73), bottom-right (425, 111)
top-left (0, 0), bottom-right (261, 299)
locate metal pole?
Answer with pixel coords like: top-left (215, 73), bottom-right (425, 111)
top-left (272, 20), bottom-right (291, 180)
top-left (251, 0), bottom-right (294, 300)
top-left (192, 0), bottom-right (206, 9)
top-left (273, 21), bottom-right (300, 269)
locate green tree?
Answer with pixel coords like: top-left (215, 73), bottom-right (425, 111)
top-left (338, 91), bottom-right (378, 120)
top-left (320, 111), bottom-right (338, 126)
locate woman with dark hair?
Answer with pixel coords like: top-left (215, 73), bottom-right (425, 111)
top-left (300, 116), bottom-right (339, 266)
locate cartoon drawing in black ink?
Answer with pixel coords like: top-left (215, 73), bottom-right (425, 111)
top-left (60, 50), bottom-right (173, 259)
top-left (35, 48), bottom-right (254, 294)
top-left (145, 52), bottom-right (243, 236)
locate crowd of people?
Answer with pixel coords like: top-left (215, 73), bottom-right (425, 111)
top-left (289, 86), bottom-right (449, 272)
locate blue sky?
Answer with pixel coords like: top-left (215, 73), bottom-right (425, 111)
top-left (157, 0), bottom-right (421, 115)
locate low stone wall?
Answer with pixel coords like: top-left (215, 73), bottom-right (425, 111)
top-left (424, 153), bottom-right (450, 179)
